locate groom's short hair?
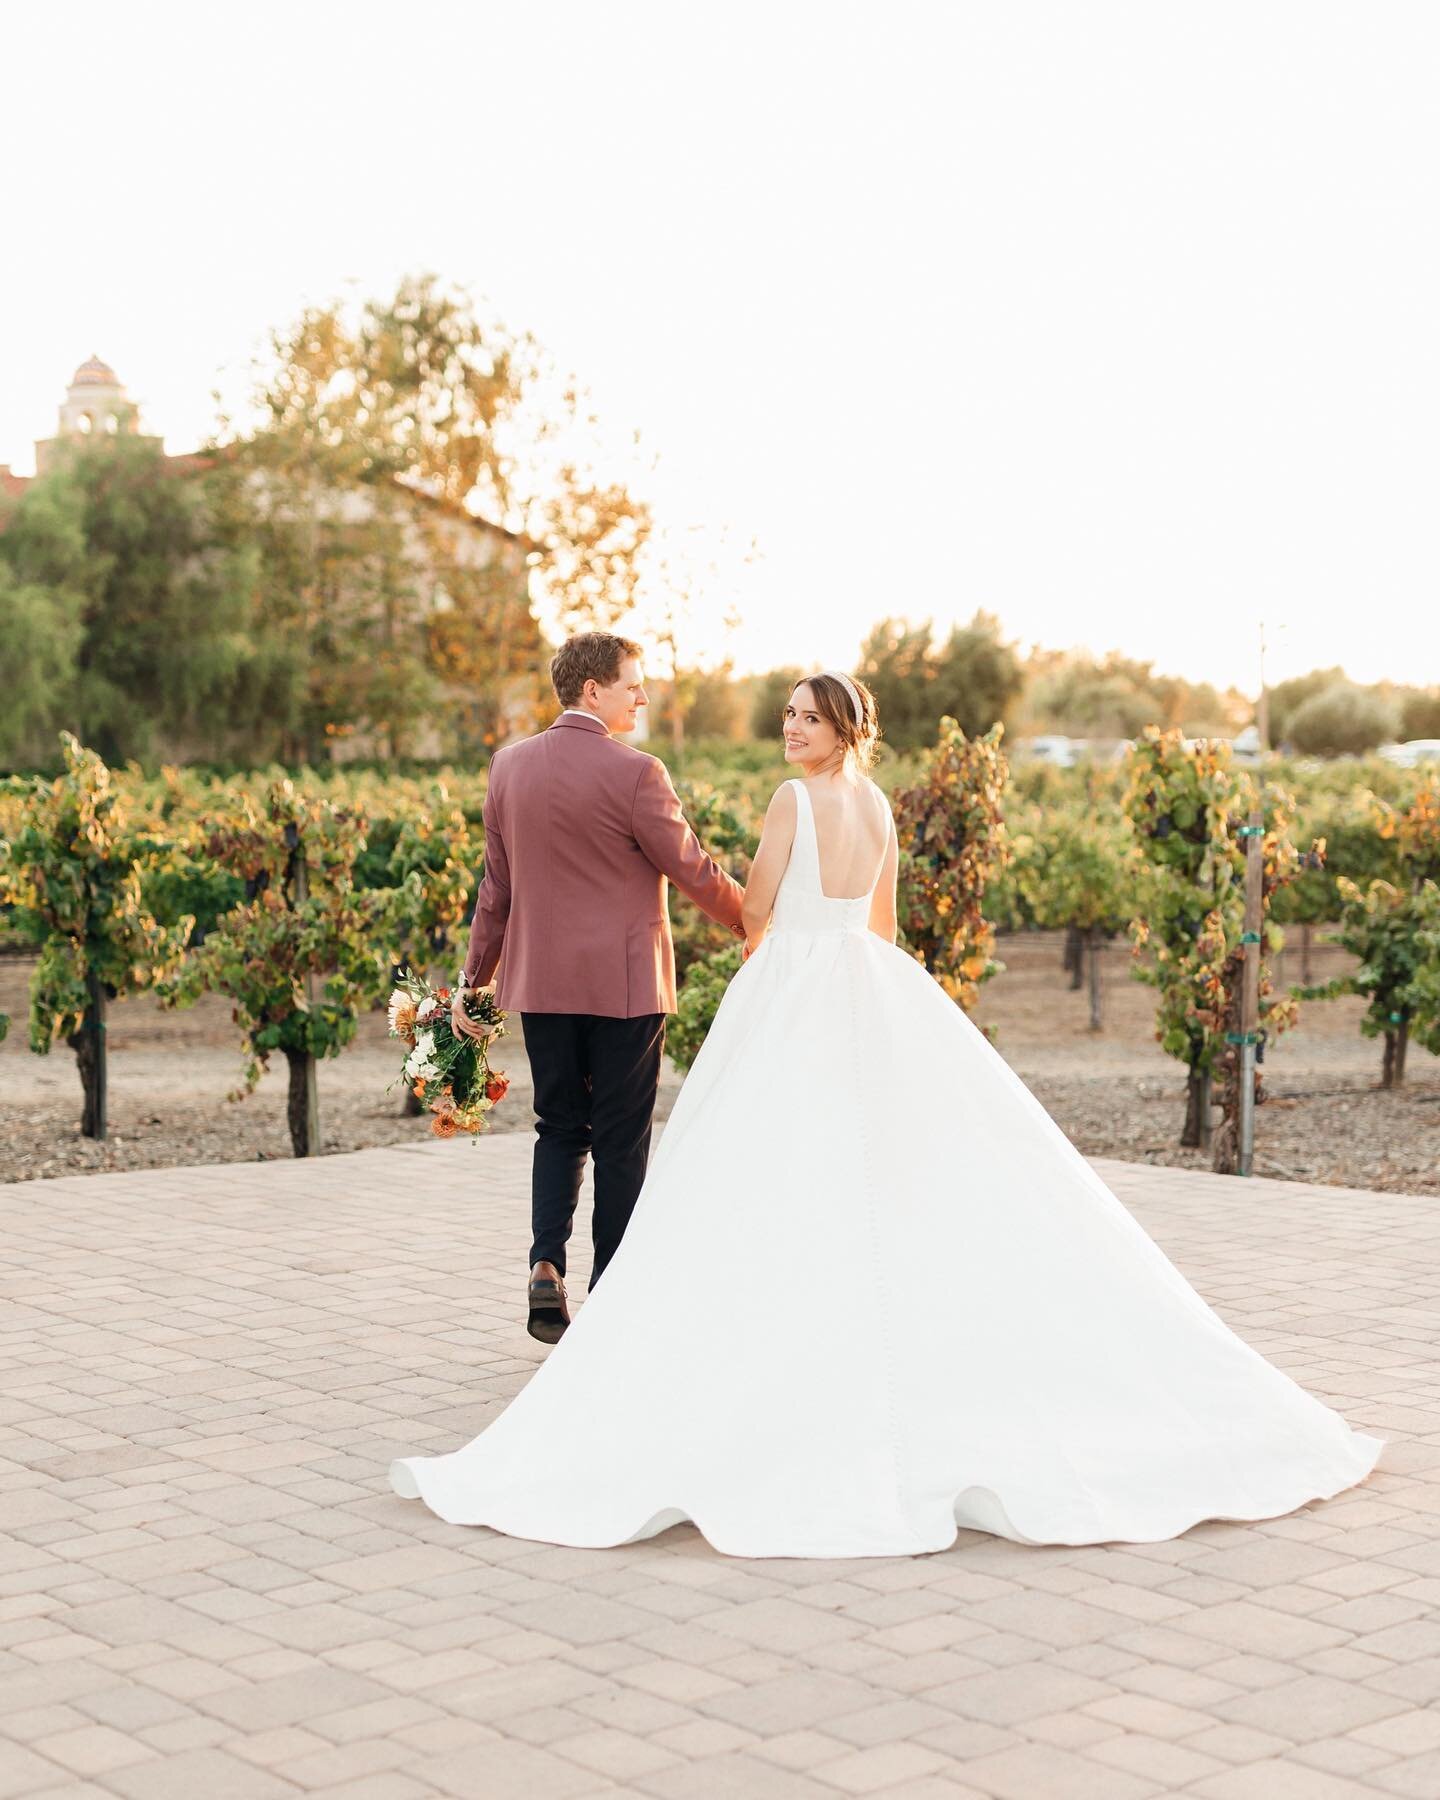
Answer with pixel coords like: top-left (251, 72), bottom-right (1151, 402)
top-left (551, 632), bottom-right (643, 707)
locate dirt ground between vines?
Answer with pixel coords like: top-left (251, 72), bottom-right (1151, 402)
top-left (1, 931), bottom-right (1436, 1191)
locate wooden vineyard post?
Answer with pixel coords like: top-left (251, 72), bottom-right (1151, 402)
top-left (1087, 930), bottom-right (1103, 1033)
top-left (1235, 811), bottom-right (1264, 1176)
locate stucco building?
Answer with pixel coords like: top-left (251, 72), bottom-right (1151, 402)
top-left (3, 358), bottom-right (547, 758)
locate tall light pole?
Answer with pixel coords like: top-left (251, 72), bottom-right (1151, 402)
top-left (1256, 620), bottom-right (1271, 753)
top-left (1236, 813), bottom-right (1263, 1177)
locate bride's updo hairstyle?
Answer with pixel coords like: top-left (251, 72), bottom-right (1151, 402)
top-left (796, 672), bottom-right (881, 772)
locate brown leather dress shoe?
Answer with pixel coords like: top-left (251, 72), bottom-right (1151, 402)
top-left (527, 1272), bottom-right (570, 1344)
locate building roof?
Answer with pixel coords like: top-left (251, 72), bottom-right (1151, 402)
top-left (71, 354), bottom-right (120, 388)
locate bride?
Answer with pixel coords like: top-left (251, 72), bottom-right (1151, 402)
top-left (391, 672), bottom-right (1381, 1557)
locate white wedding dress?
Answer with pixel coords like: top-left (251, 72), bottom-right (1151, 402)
top-left (391, 779), bottom-right (1381, 1556)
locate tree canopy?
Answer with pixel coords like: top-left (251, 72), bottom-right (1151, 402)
top-left (0, 436), bottom-right (256, 765)
top-left (857, 612), bottom-right (1024, 751)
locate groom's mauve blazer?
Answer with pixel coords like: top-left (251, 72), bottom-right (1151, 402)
top-left (462, 712), bottom-right (746, 1017)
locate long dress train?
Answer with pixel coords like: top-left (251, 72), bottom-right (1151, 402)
top-left (390, 779), bottom-right (1381, 1557)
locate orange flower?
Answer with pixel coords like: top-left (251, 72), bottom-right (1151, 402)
top-left (412, 1079), bottom-right (426, 1099)
top-left (394, 1001), bottom-right (417, 1042)
top-left (485, 1072), bottom-right (510, 1104)
top-left (431, 1111), bottom-right (459, 1138)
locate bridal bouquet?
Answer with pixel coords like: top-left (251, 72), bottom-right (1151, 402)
top-left (387, 968), bottom-right (509, 1137)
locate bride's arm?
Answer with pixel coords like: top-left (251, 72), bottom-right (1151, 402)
top-left (868, 811), bottom-right (899, 943)
top-left (740, 784), bottom-right (797, 951)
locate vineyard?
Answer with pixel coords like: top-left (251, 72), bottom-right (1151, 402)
top-left (1, 730), bottom-right (1438, 1189)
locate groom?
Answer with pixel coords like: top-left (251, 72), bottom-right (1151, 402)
top-left (452, 631), bottom-right (746, 1343)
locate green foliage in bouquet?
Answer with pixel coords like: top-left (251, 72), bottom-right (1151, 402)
top-left (892, 719), bottom-right (1011, 1012)
top-left (387, 968), bottom-right (509, 1134)
top-left (0, 734), bottom-right (192, 1138)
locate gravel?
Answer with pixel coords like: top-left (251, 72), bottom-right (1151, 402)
top-left (2, 933), bottom-right (1435, 1194)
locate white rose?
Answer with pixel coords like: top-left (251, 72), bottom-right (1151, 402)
top-left (403, 1028), bottom-right (440, 1082)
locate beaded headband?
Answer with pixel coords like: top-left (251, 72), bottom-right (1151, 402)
top-left (812, 669), bottom-right (865, 729)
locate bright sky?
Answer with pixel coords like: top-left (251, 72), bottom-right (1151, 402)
top-left (4, 2), bottom-right (1438, 691)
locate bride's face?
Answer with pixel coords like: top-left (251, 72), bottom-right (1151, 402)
top-left (783, 684), bottom-right (841, 769)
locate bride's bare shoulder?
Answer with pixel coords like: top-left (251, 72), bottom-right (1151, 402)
top-left (865, 777), bottom-right (897, 835)
top-left (763, 780), bottom-right (799, 822)
top-left (751, 780), bottom-right (798, 861)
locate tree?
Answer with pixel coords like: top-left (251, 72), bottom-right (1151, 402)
top-left (858, 615), bottom-right (1022, 752)
top-left (1296, 781), bottom-right (1440, 1086)
top-left (1287, 682), bottom-right (1401, 758)
top-left (165, 782), bottom-right (401, 1155)
top-left (217, 300), bottom-right (445, 762)
top-left (1301, 878), bottom-right (1440, 1086)
top-left (892, 720), bottom-right (1011, 1010)
top-left (1400, 689), bottom-right (1440, 742)
top-left (1017, 800), bottom-right (1135, 1030)
top-left (0, 438), bottom-right (257, 764)
top-left (538, 474), bottom-right (653, 634)
top-left (337, 271), bottom-right (653, 644)
top-left (0, 569), bottom-right (83, 767)
top-left (1125, 728), bottom-right (1309, 1161)
top-left (932, 613), bottom-right (1026, 739)
top-left (681, 665), bottom-right (748, 741)
top-left (1022, 650), bottom-right (1249, 742)
top-left (749, 667), bottom-right (805, 741)
top-left (857, 620), bottom-right (941, 750)
top-left (0, 735), bottom-right (192, 1138)
top-left (1271, 785), bottom-right (1403, 982)
top-left (1027, 653), bottom-right (1167, 739)
top-left (224, 273), bottom-right (641, 759)
top-left (1268, 667), bottom-right (1347, 748)
top-left (421, 534), bottom-right (552, 755)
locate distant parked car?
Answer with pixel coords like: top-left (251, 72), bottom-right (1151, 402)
top-left (1021, 735), bottom-right (1079, 768)
top-left (1378, 739), bottom-right (1440, 768)
top-left (1229, 725), bottom-right (1262, 763)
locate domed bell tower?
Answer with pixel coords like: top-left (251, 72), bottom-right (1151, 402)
top-left (35, 356), bottom-right (162, 474)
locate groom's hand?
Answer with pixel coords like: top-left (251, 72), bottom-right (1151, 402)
top-left (451, 984), bottom-right (494, 1042)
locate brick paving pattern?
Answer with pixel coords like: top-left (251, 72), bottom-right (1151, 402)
top-left (1, 1135), bottom-right (1435, 1798)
